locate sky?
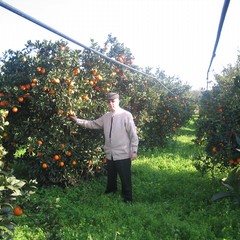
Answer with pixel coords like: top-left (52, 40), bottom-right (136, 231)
top-left (0, 0), bottom-right (240, 90)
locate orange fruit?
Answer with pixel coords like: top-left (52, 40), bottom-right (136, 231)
top-left (12, 107), bottom-right (18, 113)
top-left (73, 68), bottom-right (80, 75)
top-left (95, 75), bottom-right (103, 81)
top-left (59, 161), bottom-right (65, 167)
top-left (88, 161), bottom-right (93, 166)
top-left (2, 133), bottom-right (8, 137)
top-left (66, 151), bottom-right (72, 157)
top-left (72, 160), bottom-right (77, 165)
top-left (20, 85), bottom-right (26, 91)
top-left (42, 163), bottom-right (48, 169)
top-left (91, 69), bottom-right (98, 76)
top-left (53, 154), bottom-right (61, 161)
top-left (0, 101), bottom-right (9, 107)
top-left (41, 68), bottom-right (46, 74)
top-left (60, 144), bottom-right (65, 149)
top-left (18, 97), bottom-right (24, 102)
top-left (67, 110), bottom-right (75, 116)
top-left (37, 140), bottom-right (43, 145)
top-left (82, 95), bottom-right (89, 101)
top-left (212, 147), bottom-right (217, 153)
top-left (49, 89), bottom-right (55, 95)
top-left (51, 78), bottom-right (60, 84)
top-left (66, 79), bottom-right (71, 85)
top-left (32, 78), bottom-right (37, 83)
top-left (117, 57), bottom-right (124, 63)
top-left (58, 109), bottom-right (63, 115)
top-left (37, 67), bottom-right (41, 72)
top-left (25, 84), bottom-right (31, 89)
top-left (13, 206), bottom-right (23, 216)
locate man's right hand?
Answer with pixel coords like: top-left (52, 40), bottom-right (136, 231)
top-left (70, 115), bottom-right (77, 122)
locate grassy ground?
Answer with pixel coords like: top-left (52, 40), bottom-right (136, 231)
top-left (13, 118), bottom-right (240, 240)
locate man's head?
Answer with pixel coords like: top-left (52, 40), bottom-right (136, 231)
top-left (106, 93), bottom-right (120, 112)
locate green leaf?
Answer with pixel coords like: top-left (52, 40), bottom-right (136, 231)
top-left (11, 189), bottom-right (22, 197)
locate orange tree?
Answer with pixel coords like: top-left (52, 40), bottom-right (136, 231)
top-left (194, 58), bottom-right (240, 175)
top-left (0, 35), bottom-right (194, 186)
top-left (138, 69), bottom-right (194, 148)
top-left (0, 110), bottom-right (37, 238)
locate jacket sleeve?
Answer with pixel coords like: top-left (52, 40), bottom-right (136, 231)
top-left (76, 116), bottom-right (104, 129)
top-left (126, 113), bottom-right (139, 153)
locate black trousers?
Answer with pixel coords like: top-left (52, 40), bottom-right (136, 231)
top-left (106, 158), bottom-right (132, 202)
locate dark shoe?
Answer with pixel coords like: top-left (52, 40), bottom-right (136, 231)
top-left (124, 200), bottom-right (132, 205)
top-left (104, 190), bottom-right (117, 194)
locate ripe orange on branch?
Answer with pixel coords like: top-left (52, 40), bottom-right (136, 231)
top-left (13, 206), bottom-right (23, 216)
top-left (95, 75), bottom-right (103, 81)
top-left (12, 107), bottom-right (18, 113)
top-left (73, 68), bottom-right (80, 75)
top-left (41, 68), bottom-right (46, 74)
top-left (58, 109), bottom-right (64, 115)
top-left (51, 78), bottom-right (60, 84)
top-left (49, 89), bottom-right (55, 95)
top-left (53, 154), bottom-right (61, 161)
top-left (18, 97), bottom-right (24, 102)
top-left (91, 69), bottom-right (98, 76)
top-left (72, 160), bottom-right (77, 165)
top-left (42, 163), bottom-right (48, 169)
top-left (212, 147), bottom-right (217, 153)
top-left (59, 161), bottom-right (65, 167)
top-left (66, 151), bottom-right (72, 157)
top-left (67, 110), bottom-right (75, 117)
top-left (82, 94), bottom-right (89, 101)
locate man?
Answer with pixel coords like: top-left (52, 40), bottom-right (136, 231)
top-left (70, 93), bottom-right (138, 203)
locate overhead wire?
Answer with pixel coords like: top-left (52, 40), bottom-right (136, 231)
top-left (206, 0), bottom-right (230, 90)
top-left (0, 0), bottom-right (176, 96)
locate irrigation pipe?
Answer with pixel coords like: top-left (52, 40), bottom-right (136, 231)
top-left (206, 0), bottom-right (230, 89)
top-left (0, 0), bottom-right (176, 96)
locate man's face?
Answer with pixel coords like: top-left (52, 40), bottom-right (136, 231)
top-left (107, 98), bottom-right (119, 112)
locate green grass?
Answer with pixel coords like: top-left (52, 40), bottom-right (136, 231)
top-left (13, 118), bottom-right (240, 240)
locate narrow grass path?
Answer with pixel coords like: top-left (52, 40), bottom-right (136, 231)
top-left (13, 118), bottom-right (240, 240)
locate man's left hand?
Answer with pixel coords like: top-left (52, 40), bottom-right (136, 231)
top-left (131, 152), bottom-right (137, 160)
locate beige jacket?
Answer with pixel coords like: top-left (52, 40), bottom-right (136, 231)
top-left (76, 108), bottom-right (138, 160)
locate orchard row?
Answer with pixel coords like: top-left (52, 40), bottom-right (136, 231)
top-left (195, 60), bottom-right (240, 175)
top-left (0, 36), bottom-right (194, 186)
